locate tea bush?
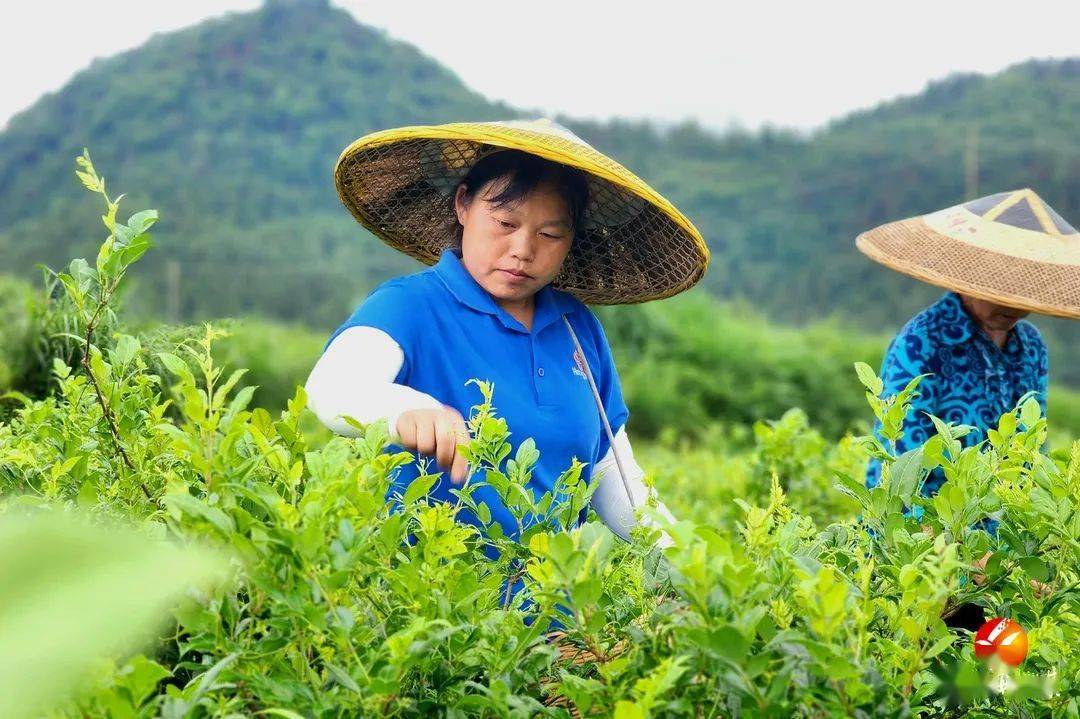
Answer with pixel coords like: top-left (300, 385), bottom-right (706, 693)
top-left (0, 154), bottom-right (1077, 717)
top-left (599, 298), bottom-right (887, 440)
top-left (638, 408), bottom-right (864, 529)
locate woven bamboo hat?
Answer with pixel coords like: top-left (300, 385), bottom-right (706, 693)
top-left (856, 189), bottom-right (1080, 318)
top-left (334, 119), bottom-right (709, 304)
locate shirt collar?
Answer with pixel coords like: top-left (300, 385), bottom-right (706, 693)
top-left (432, 249), bottom-right (576, 334)
top-left (935, 292), bottom-right (975, 346)
top-left (935, 291), bottom-right (1027, 356)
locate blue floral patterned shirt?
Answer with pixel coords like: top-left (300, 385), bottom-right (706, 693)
top-left (866, 291), bottom-right (1048, 499)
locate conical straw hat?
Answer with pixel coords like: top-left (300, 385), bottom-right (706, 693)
top-left (856, 189), bottom-right (1080, 318)
top-left (334, 119), bottom-right (709, 305)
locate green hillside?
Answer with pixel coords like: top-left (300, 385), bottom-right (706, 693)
top-left (2, 0), bottom-right (1079, 374)
top-left (0, 0), bottom-right (511, 323)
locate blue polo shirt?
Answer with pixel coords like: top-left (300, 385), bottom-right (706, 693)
top-left (325, 249), bottom-right (628, 544)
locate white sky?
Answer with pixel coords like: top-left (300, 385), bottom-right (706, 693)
top-left (2, 0), bottom-right (1078, 133)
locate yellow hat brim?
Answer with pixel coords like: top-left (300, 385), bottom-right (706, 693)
top-left (334, 120), bottom-right (709, 304)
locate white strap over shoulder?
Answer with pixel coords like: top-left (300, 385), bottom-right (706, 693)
top-left (561, 316), bottom-right (635, 509)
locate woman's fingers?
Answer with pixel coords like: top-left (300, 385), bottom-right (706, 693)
top-left (395, 408), bottom-right (471, 483)
top-left (449, 411), bottom-right (470, 484)
top-left (414, 415), bottom-right (436, 455)
top-left (396, 414), bottom-right (417, 448)
top-left (971, 550), bottom-right (993, 586)
top-left (450, 452), bottom-right (469, 485)
top-left (434, 414), bottom-right (457, 470)
top-left (435, 408), bottom-right (469, 484)
top-left (970, 552), bottom-right (1054, 597)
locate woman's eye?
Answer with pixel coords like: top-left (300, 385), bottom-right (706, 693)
top-left (540, 232), bottom-right (564, 240)
top-left (497, 219), bottom-right (514, 229)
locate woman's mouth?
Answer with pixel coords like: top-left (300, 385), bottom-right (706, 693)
top-left (498, 269), bottom-right (532, 282)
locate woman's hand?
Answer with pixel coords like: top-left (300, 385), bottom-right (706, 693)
top-left (922, 527), bottom-right (1054, 598)
top-left (972, 550), bottom-right (1053, 598)
top-left (395, 407), bottom-right (470, 484)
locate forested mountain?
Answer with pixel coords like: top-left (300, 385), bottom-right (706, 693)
top-left (0, 0), bottom-right (508, 322)
top-left (2, 0), bottom-right (1079, 375)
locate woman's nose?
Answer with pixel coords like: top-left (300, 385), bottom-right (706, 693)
top-left (508, 230), bottom-right (536, 260)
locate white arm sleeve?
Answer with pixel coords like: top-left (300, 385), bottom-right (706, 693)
top-left (591, 427), bottom-right (675, 547)
top-left (304, 326), bottom-right (443, 439)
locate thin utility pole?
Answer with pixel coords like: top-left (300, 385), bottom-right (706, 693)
top-left (964, 126), bottom-right (980, 200)
top-left (165, 258), bottom-right (181, 322)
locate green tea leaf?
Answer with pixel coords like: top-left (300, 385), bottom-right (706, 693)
top-left (888, 447), bottom-right (925, 501)
top-left (1019, 556), bottom-right (1050, 583)
top-left (403, 473), bottom-right (438, 505)
top-left (853, 362), bottom-right (883, 396)
top-left (0, 513), bottom-right (226, 719)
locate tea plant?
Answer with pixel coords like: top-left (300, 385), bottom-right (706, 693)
top-left (0, 154), bottom-right (1077, 717)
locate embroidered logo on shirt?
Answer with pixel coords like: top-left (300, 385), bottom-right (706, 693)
top-left (572, 350), bottom-right (588, 379)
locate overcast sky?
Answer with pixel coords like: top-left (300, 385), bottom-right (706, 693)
top-left (2, 0), bottom-right (1078, 133)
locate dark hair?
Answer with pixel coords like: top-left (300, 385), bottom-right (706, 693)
top-left (452, 149), bottom-right (590, 246)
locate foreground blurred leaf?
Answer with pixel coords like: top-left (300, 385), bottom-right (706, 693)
top-left (0, 512), bottom-right (227, 719)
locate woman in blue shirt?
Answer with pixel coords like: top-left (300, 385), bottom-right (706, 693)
top-left (857, 189), bottom-right (1073, 499)
top-left (305, 119), bottom-right (709, 549)
top-left (865, 290), bottom-right (1048, 496)
top-left (857, 189), bottom-right (1073, 620)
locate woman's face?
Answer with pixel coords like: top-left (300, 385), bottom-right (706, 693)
top-left (454, 179), bottom-right (573, 305)
top-left (961, 294), bottom-right (1031, 333)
